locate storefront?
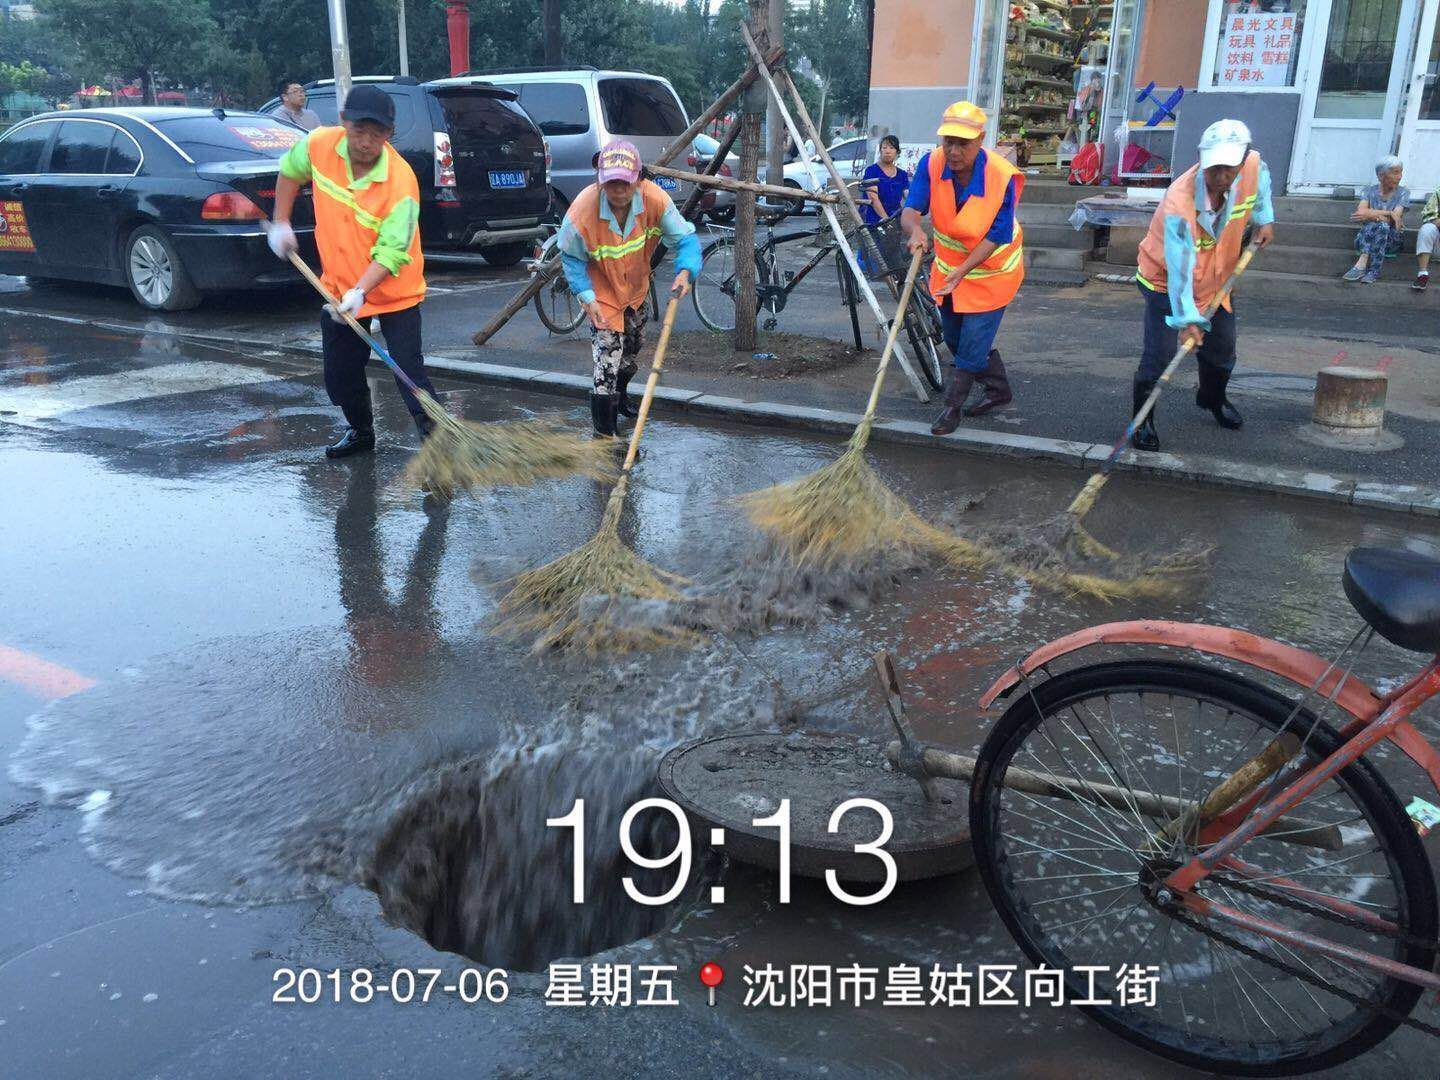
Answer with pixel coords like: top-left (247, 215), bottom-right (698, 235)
top-left (868, 0), bottom-right (1440, 195)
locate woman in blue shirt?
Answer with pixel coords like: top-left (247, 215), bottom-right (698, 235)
top-left (861, 135), bottom-right (910, 224)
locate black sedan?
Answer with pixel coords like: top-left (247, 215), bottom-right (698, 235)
top-left (0, 107), bottom-right (318, 311)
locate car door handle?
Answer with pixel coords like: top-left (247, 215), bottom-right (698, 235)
top-left (96, 185), bottom-right (121, 199)
top-left (7, 181), bottom-right (29, 195)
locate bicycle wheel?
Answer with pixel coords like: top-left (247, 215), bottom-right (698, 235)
top-left (970, 660), bottom-right (1437, 1077)
top-left (532, 234), bottom-right (586, 335)
top-left (904, 285), bottom-right (946, 391)
top-left (693, 236), bottom-right (738, 333)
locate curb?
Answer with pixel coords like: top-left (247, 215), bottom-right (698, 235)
top-left (6, 305), bottom-right (1440, 519)
top-left (421, 354), bottom-right (1440, 519)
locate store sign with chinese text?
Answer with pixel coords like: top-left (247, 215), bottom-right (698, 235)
top-left (1218, 11), bottom-right (1296, 87)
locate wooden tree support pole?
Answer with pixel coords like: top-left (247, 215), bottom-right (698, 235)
top-left (647, 163), bottom-right (839, 204)
top-left (472, 50), bottom-right (785, 348)
top-left (739, 22), bottom-right (930, 402)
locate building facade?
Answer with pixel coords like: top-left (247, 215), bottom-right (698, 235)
top-left (869, 0), bottom-right (1440, 195)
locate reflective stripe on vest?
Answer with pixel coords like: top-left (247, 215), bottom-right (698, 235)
top-left (311, 169), bottom-right (385, 232)
top-left (588, 226), bottom-right (663, 262)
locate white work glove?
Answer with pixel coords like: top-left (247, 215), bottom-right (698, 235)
top-left (327, 287), bottom-right (367, 323)
top-left (266, 220), bottom-right (297, 260)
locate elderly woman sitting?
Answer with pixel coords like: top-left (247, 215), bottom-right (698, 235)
top-left (1344, 155), bottom-right (1408, 283)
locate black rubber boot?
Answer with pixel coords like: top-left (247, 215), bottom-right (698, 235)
top-left (930, 369), bottom-right (977, 435)
top-left (1130, 379), bottom-right (1160, 452)
top-left (616, 367), bottom-right (639, 419)
top-left (964, 349), bottom-right (1013, 416)
top-left (590, 392), bottom-right (617, 437)
top-left (327, 394), bottom-right (375, 459)
top-left (1196, 365), bottom-right (1243, 429)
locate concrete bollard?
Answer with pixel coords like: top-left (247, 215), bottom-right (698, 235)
top-left (1297, 365), bottom-right (1402, 452)
top-left (1313, 366), bottom-right (1388, 430)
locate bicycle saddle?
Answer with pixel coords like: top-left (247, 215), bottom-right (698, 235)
top-left (1342, 546), bottom-right (1440, 653)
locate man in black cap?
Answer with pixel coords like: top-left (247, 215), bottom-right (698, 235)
top-left (269, 84), bottom-right (434, 458)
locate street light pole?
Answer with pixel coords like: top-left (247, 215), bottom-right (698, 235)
top-left (397, 0), bottom-right (409, 77)
top-left (325, 0), bottom-right (353, 108)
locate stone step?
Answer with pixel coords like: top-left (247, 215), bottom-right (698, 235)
top-left (1271, 219), bottom-right (1372, 251)
top-left (1084, 260), bottom-right (1428, 310)
top-left (1027, 247), bottom-right (1085, 271)
top-left (1022, 203), bottom-right (1080, 226)
top-left (1023, 222), bottom-right (1092, 250)
top-left (1021, 178), bottom-right (1085, 204)
top-left (1272, 195), bottom-right (1369, 224)
top-left (1096, 242), bottom-right (1387, 278)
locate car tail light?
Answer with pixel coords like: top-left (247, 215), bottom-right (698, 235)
top-left (542, 137), bottom-right (552, 183)
top-left (201, 191), bottom-right (266, 221)
top-left (687, 153), bottom-right (698, 167)
top-left (434, 131), bottom-right (456, 193)
top-left (720, 162), bottom-right (732, 177)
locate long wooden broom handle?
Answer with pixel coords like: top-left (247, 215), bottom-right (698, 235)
top-left (1065, 242), bottom-right (1261, 518)
top-left (286, 250), bottom-right (427, 399)
top-left (860, 248), bottom-right (927, 422)
top-left (620, 293), bottom-right (682, 473)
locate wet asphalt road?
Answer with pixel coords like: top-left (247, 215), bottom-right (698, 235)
top-left (5, 311), bottom-right (1440, 1077)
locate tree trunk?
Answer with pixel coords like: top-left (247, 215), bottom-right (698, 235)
top-left (141, 69), bottom-right (155, 107)
top-left (732, 2), bottom-right (769, 353)
top-left (543, 0), bottom-right (562, 66)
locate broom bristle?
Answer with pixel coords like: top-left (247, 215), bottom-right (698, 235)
top-left (403, 407), bottom-right (615, 495)
top-left (961, 509), bottom-right (1210, 602)
top-left (741, 445), bottom-right (982, 571)
top-left (495, 526), bottom-right (691, 652)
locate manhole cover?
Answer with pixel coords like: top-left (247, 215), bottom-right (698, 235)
top-left (658, 732), bottom-right (972, 883)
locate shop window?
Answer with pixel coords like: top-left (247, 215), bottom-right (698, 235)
top-left (1209, 1), bottom-right (1308, 88)
top-left (1313, 0), bottom-right (1404, 118)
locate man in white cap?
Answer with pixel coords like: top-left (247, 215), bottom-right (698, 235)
top-left (1130, 118), bottom-right (1275, 451)
top-left (557, 139), bottom-right (701, 436)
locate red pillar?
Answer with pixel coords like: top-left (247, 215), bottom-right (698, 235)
top-left (446, 0), bottom-right (470, 76)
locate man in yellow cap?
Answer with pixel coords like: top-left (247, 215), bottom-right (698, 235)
top-left (901, 101), bottom-right (1025, 435)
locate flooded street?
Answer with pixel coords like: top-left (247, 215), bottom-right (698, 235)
top-left (4, 312), bottom-right (1440, 1077)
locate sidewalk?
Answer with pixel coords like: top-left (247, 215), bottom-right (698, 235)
top-left (5, 262), bottom-right (1439, 510)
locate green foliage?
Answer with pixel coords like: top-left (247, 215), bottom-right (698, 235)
top-left (0, 60), bottom-right (46, 95)
top-left (16, 0), bottom-right (873, 126)
top-left (39, 0), bottom-right (221, 100)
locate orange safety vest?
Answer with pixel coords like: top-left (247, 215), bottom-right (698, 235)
top-left (1136, 153), bottom-right (1260, 316)
top-left (307, 126), bottom-right (425, 317)
top-left (927, 149), bottom-right (1025, 312)
top-left (567, 180), bottom-right (669, 331)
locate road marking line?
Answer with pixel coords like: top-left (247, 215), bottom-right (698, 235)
top-left (0, 361), bottom-right (283, 423)
top-left (0, 644), bottom-right (95, 700)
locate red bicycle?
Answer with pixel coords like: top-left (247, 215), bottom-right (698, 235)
top-left (899, 546), bottom-right (1440, 1074)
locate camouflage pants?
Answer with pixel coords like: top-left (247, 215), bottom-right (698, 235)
top-left (591, 305), bottom-right (648, 394)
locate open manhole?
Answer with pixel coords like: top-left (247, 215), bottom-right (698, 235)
top-left (367, 747), bottom-right (721, 972)
top-left (659, 732), bottom-right (973, 883)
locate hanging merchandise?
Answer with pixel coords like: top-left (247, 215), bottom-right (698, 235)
top-left (1000, 0), bottom-right (1115, 175)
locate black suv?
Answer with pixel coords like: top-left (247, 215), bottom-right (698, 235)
top-left (261, 76), bottom-right (549, 266)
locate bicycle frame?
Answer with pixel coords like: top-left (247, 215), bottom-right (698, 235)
top-left (981, 620), bottom-right (1440, 990)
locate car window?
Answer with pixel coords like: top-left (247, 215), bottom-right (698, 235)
top-left (305, 92), bottom-right (339, 126)
top-left (106, 130), bottom-right (142, 174)
top-left (828, 141), bottom-right (862, 163)
top-left (0, 121), bottom-right (54, 174)
top-left (514, 82), bottom-right (589, 136)
top-left (598, 78), bottom-right (685, 137)
top-left (153, 116), bottom-right (306, 162)
top-left (433, 92), bottom-right (538, 144)
top-left (49, 121), bottom-right (116, 175)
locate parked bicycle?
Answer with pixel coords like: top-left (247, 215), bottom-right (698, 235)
top-left (691, 203), bottom-right (947, 391)
top-left (884, 544), bottom-right (1440, 1074)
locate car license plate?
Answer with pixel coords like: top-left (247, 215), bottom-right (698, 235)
top-left (488, 170), bottom-right (528, 189)
top-left (655, 175), bottom-right (678, 192)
